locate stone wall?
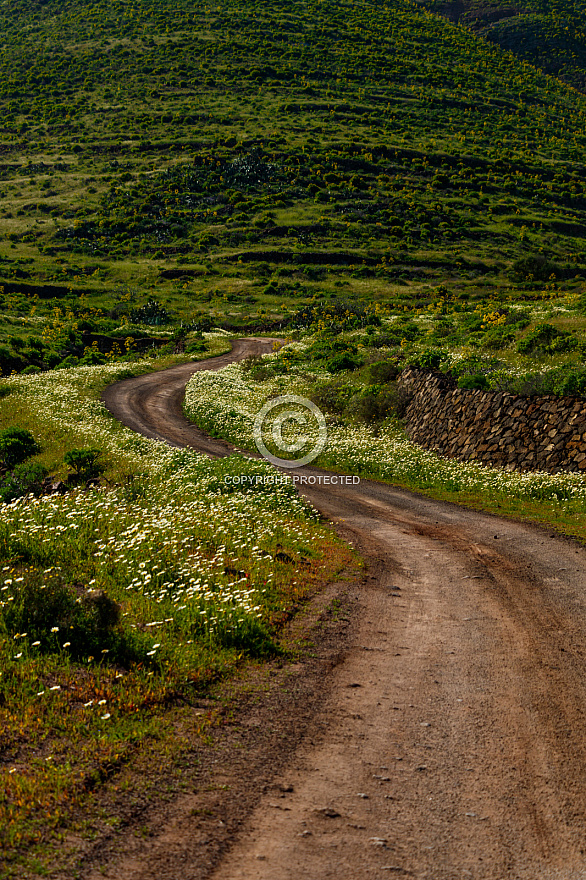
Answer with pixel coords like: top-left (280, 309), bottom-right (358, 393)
top-left (398, 368), bottom-right (586, 473)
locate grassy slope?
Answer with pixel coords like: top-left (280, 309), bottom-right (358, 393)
top-left (420, 0), bottom-right (586, 93)
top-left (0, 0), bottom-right (586, 338)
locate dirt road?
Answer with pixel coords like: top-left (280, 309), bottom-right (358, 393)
top-left (102, 340), bottom-right (586, 880)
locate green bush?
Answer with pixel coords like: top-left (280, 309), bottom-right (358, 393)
top-left (0, 427), bottom-right (40, 468)
top-left (517, 323), bottom-right (577, 355)
top-left (0, 462), bottom-right (48, 502)
top-left (458, 373), bottom-right (489, 390)
top-left (56, 355), bottom-right (79, 370)
top-left (510, 255), bottom-right (560, 282)
top-left (325, 350), bottom-right (362, 372)
top-left (64, 447), bottom-right (104, 481)
top-left (78, 349), bottom-right (107, 366)
top-left (482, 326), bottom-right (516, 350)
top-left (2, 578), bottom-right (145, 665)
top-left (186, 338), bottom-right (208, 354)
top-left (408, 348), bottom-right (445, 370)
top-left (350, 384), bottom-right (399, 423)
top-left (551, 367), bottom-right (586, 397)
top-left (130, 298), bottom-right (171, 326)
top-left (312, 379), bottom-right (355, 414)
top-left (367, 359), bottom-right (401, 383)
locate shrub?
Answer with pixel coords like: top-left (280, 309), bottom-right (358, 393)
top-left (458, 374), bottom-right (489, 390)
top-left (510, 255), bottom-right (560, 282)
top-left (0, 345), bottom-right (19, 374)
top-left (408, 348), bottom-right (445, 370)
top-left (78, 349), bottom-right (107, 366)
top-left (56, 355), bottom-right (79, 369)
top-left (186, 338), bottom-right (208, 354)
top-left (325, 350), bottom-right (362, 372)
top-left (350, 385), bottom-right (399, 423)
top-left (367, 359), bottom-right (400, 383)
top-left (0, 427), bottom-right (40, 468)
top-left (312, 379), bottom-right (355, 414)
top-left (551, 367), bottom-right (586, 397)
top-left (504, 309), bottom-right (531, 330)
top-left (482, 326), bottom-right (516, 350)
top-left (2, 578), bottom-right (144, 665)
top-left (64, 447), bottom-right (104, 481)
top-left (130, 298), bottom-right (171, 326)
top-left (517, 323), bottom-right (577, 355)
top-left (0, 462), bottom-right (48, 503)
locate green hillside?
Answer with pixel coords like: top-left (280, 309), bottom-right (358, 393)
top-left (422, 0), bottom-right (586, 92)
top-left (0, 0), bottom-right (585, 354)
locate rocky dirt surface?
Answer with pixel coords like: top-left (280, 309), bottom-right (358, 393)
top-left (99, 339), bottom-right (586, 880)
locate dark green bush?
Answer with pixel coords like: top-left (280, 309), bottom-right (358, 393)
top-left (325, 350), bottom-right (362, 372)
top-left (551, 367), bottom-right (586, 397)
top-left (2, 578), bottom-right (146, 665)
top-left (504, 309), bottom-right (531, 330)
top-left (56, 355), bottom-right (79, 370)
top-left (312, 379), bottom-right (355, 414)
top-left (458, 374), bottom-right (489, 390)
top-left (0, 462), bottom-right (48, 502)
top-left (0, 427), bottom-right (40, 468)
top-left (367, 359), bottom-right (401, 383)
top-left (130, 298), bottom-right (171, 325)
top-left (186, 340), bottom-right (208, 354)
top-left (350, 384), bottom-right (399, 423)
top-left (482, 326), bottom-right (516, 350)
top-left (510, 255), bottom-right (560, 282)
top-left (428, 318), bottom-right (456, 342)
top-left (64, 447), bottom-right (104, 481)
top-left (0, 345), bottom-right (20, 374)
top-left (78, 349), bottom-right (107, 366)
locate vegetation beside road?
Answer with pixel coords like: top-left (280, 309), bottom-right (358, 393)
top-left (185, 329), bottom-right (586, 542)
top-left (0, 348), bottom-right (350, 876)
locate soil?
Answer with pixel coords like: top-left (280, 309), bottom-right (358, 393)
top-left (98, 338), bottom-right (586, 880)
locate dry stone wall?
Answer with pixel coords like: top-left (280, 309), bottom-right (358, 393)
top-left (398, 368), bottom-right (586, 473)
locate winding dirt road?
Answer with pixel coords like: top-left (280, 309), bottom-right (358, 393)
top-left (102, 339), bottom-right (586, 880)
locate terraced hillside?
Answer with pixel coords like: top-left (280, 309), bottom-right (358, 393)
top-left (0, 0), bottom-right (586, 342)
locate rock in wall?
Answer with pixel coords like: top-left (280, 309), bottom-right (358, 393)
top-left (398, 368), bottom-right (586, 473)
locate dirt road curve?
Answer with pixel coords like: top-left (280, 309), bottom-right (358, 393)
top-left (102, 339), bottom-right (586, 880)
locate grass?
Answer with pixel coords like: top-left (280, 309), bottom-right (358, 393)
top-left (0, 0), bottom-right (586, 350)
top-left (0, 347), bottom-right (352, 876)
